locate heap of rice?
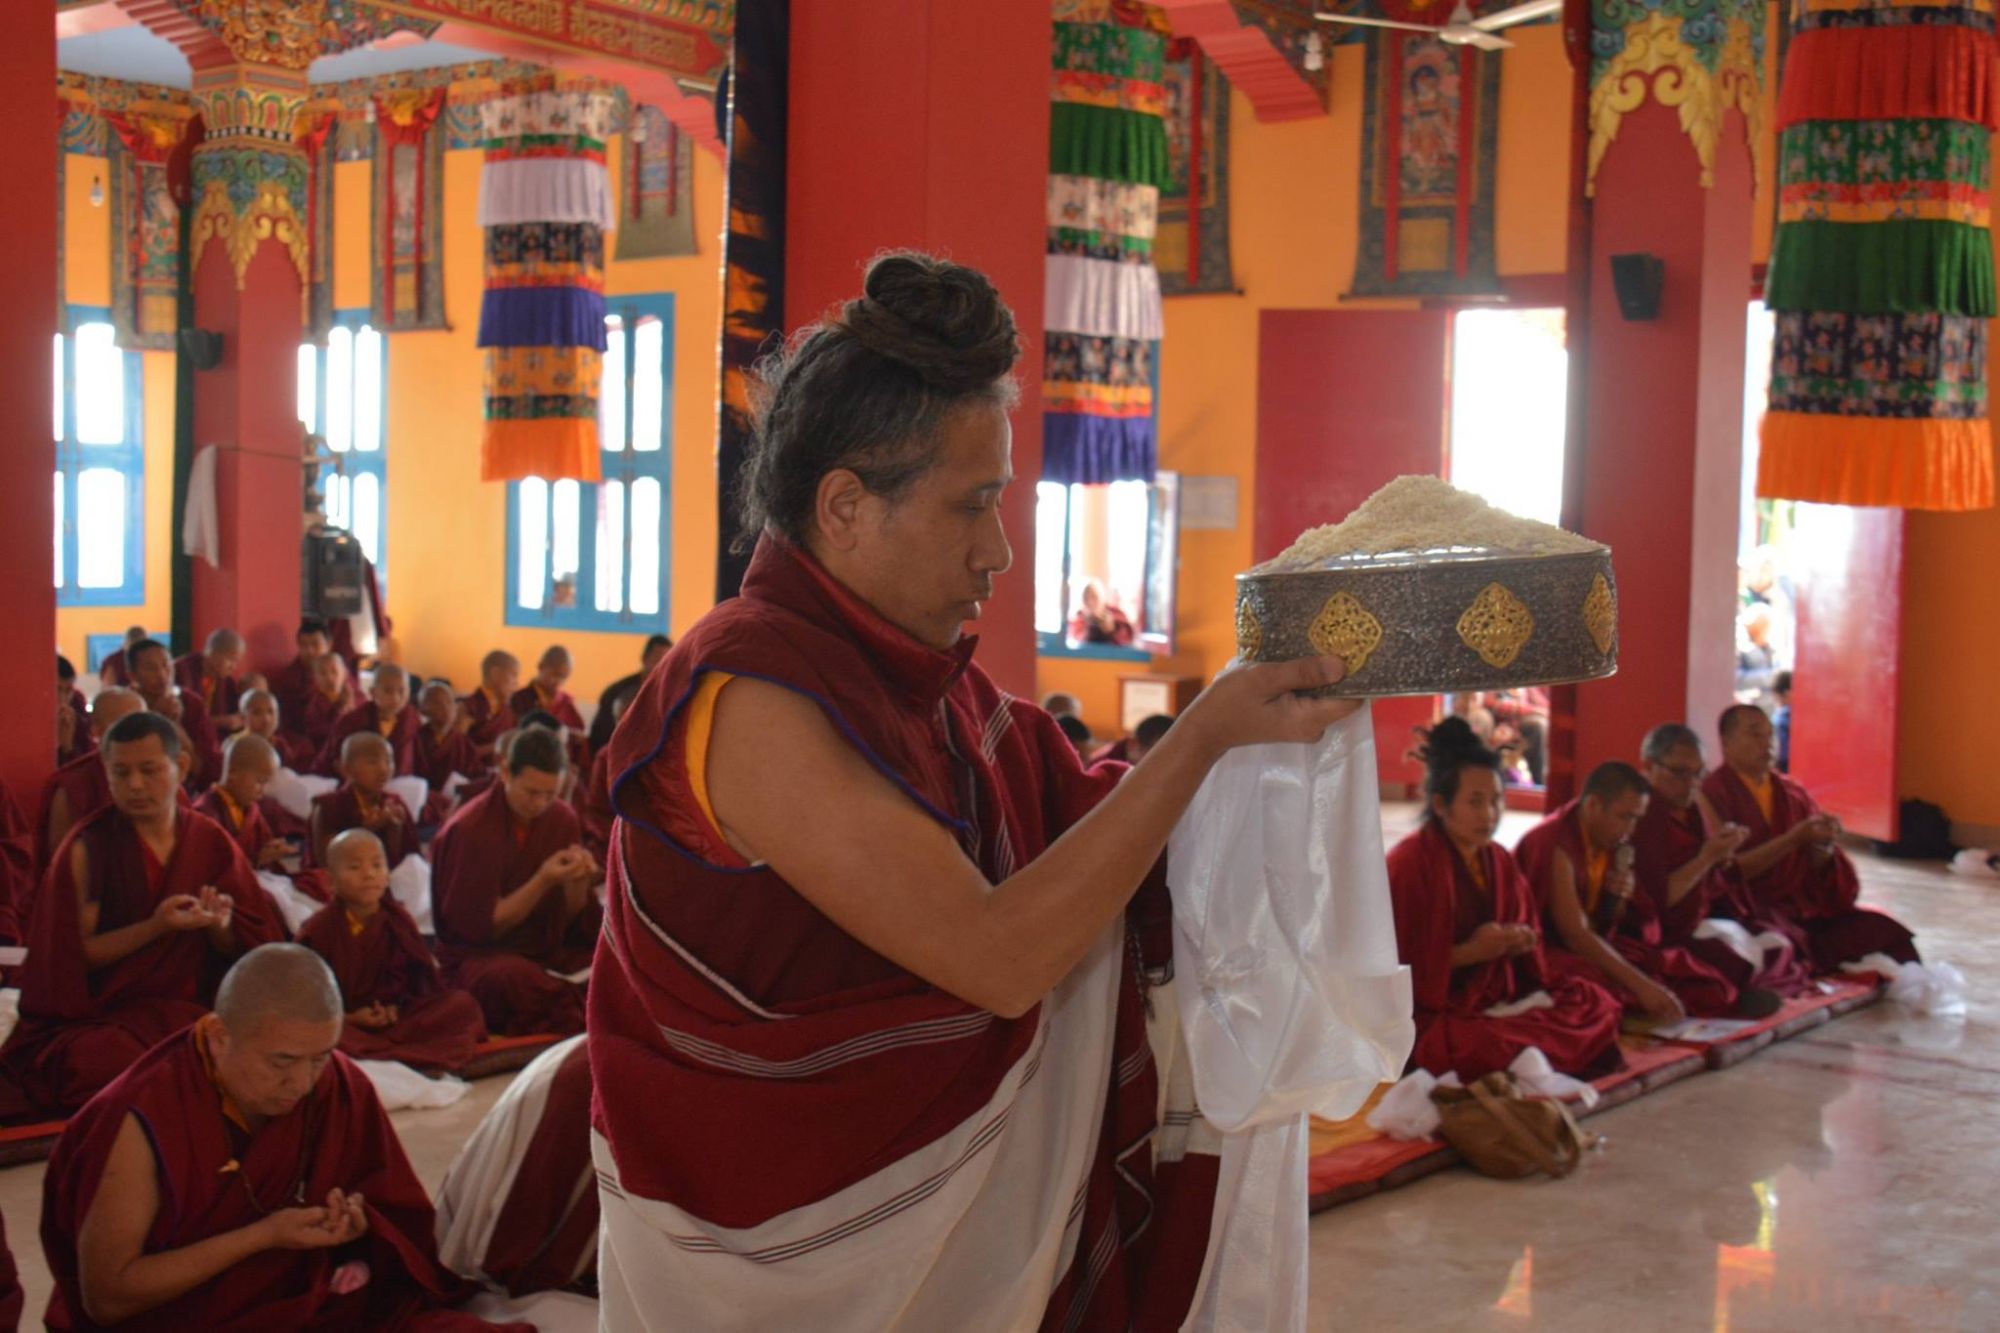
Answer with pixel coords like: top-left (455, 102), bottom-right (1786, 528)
top-left (1259, 475), bottom-right (1601, 572)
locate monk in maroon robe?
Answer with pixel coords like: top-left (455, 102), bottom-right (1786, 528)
top-left (310, 734), bottom-right (416, 869)
top-left (433, 729), bottom-right (598, 1036)
top-left (174, 629), bottom-right (245, 737)
top-left (315, 661), bottom-right (421, 777)
top-left (0, 780), bottom-right (34, 950)
top-left (41, 943), bottom-right (523, 1332)
top-left (238, 687), bottom-right (316, 778)
top-left (457, 651), bottom-right (520, 765)
top-left (93, 627), bottom-right (148, 691)
top-left (127, 638), bottom-right (223, 793)
top-left (1703, 705), bottom-right (1917, 970)
top-left (267, 619), bottom-right (332, 742)
top-left (1632, 723), bottom-right (1813, 996)
top-left (3, 714), bottom-right (282, 1119)
top-left (508, 645), bottom-right (591, 772)
top-left (297, 830), bottom-right (484, 1071)
top-left (37, 688), bottom-right (146, 872)
top-left (414, 683), bottom-right (481, 824)
top-left (58, 656), bottom-right (93, 765)
top-left (1388, 719), bottom-right (1625, 1080)
top-left (296, 654), bottom-right (361, 764)
top-left (193, 735), bottom-right (327, 913)
top-left (1516, 762), bottom-right (1754, 1021)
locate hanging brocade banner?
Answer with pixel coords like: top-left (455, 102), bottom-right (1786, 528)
top-left (1759, 0), bottom-right (1997, 510)
top-left (1044, 3), bottom-right (1170, 486)
top-left (372, 89), bottom-right (447, 332)
top-left (476, 80), bottom-right (619, 484)
top-left (105, 110), bottom-right (193, 351)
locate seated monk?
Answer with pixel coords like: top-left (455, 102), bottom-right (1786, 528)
top-left (3, 713), bottom-right (282, 1118)
top-left (1387, 718), bottom-right (1625, 1080)
top-left (38, 688), bottom-right (147, 871)
top-left (267, 618), bottom-right (333, 738)
top-left (1516, 762), bottom-right (1770, 1023)
top-left (174, 629), bottom-right (246, 737)
top-left (588, 633), bottom-right (671, 754)
top-left (58, 654), bottom-right (92, 765)
top-left (41, 943), bottom-right (526, 1331)
top-left (1702, 705), bottom-right (1918, 970)
top-left (432, 728), bottom-right (599, 1037)
top-left (436, 1034), bottom-right (595, 1297)
top-left (1633, 724), bottom-right (1812, 996)
top-left (310, 733), bottom-right (416, 870)
top-left (414, 682), bottom-right (482, 823)
top-left (0, 779), bottom-right (32, 948)
top-left (128, 638), bottom-right (222, 793)
top-left (458, 651), bottom-right (521, 765)
top-left (297, 830), bottom-right (485, 1072)
top-left (94, 626), bottom-right (148, 691)
top-left (508, 645), bottom-right (590, 771)
top-left (193, 736), bottom-right (298, 878)
top-left (316, 661), bottom-right (421, 778)
top-left (297, 654), bottom-right (361, 765)
top-left (240, 686), bottom-right (316, 780)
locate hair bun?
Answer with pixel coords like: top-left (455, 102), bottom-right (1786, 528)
top-left (1419, 716), bottom-right (1486, 768)
top-left (841, 251), bottom-right (1019, 392)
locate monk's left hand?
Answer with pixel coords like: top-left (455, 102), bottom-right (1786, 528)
top-left (195, 886), bottom-right (234, 930)
top-left (322, 1189), bottom-right (369, 1245)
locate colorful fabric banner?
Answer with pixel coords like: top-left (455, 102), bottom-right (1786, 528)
top-left (616, 105), bottom-right (698, 260)
top-left (1044, 4), bottom-right (1170, 487)
top-left (105, 111), bottom-right (192, 351)
top-left (477, 79), bottom-right (616, 484)
top-left (1760, 0), bottom-right (1997, 510)
top-left (372, 89), bottom-right (447, 331)
top-left (299, 111), bottom-right (336, 343)
top-left (1158, 41), bottom-right (1234, 296)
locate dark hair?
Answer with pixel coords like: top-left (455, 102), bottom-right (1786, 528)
top-left (735, 251), bottom-right (1020, 549)
top-left (57, 654), bottom-right (76, 683)
top-left (519, 709), bottom-right (563, 732)
top-left (506, 726), bottom-right (568, 778)
top-left (297, 618), bottom-right (329, 638)
top-left (1717, 703), bottom-right (1766, 740)
top-left (643, 633), bottom-right (672, 655)
top-left (1641, 723), bottom-right (1702, 765)
top-left (1134, 713), bottom-right (1175, 748)
top-left (1773, 670), bottom-right (1793, 696)
top-left (128, 637), bottom-right (169, 666)
top-left (1417, 716), bottom-right (1502, 812)
top-left (1057, 714), bottom-right (1093, 748)
top-left (1583, 761), bottom-right (1649, 804)
top-left (102, 710), bottom-right (180, 760)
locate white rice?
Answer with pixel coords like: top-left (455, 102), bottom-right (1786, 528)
top-left (1258, 475), bottom-right (1601, 572)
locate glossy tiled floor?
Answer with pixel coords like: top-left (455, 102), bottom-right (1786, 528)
top-left (0, 807), bottom-right (1992, 1329)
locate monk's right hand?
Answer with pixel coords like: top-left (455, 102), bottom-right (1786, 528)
top-left (1178, 656), bottom-right (1363, 756)
top-left (1704, 824), bottom-right (1749, 862)
top-left (152, 894), bottom-right (211, 934)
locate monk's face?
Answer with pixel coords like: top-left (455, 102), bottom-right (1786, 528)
top-left (420, 687), bottom-right (455, 731)
top-left (106, 735), bottom-right (181, 823)
top-left (245, 694), bottom-right (280, 738)
top-left (1432, 765), bottom-right (1503, 851)
top-left (642, 641), bottom-right (670, 672)
top-left (504, 765), bottom-right (562, 825)
top-left (210, 648), bottom-right (244, 679)
top-left (1646, 744), bottom-right (1705, 812)
top-left (1722, 711), bottom-right (1776, 775)
top-left (223, 755), bottom-right (274, 808)
top-left (130, 648), bottom-right (173, 701)
top-left (536, 658), bottom-right (571, 694)
top-left (343, 742), bottom-right (394, 796)
top-left (1583, 789), bottom-right (1648, 850)
top-left (372, 671), bottom-right (410, 716)
top-left (485, 663), bottom-right (521, 699)
top-left (814, 402), bottom-right (1015, 652)
top-left (314, 656), bottom-right (347, 696)
top-left (330, 840), bottom-right (390, 913)
top-left (213, 1014), bottom-right (340, 1119)
top-left (297, 630), bottom-right (330, 664)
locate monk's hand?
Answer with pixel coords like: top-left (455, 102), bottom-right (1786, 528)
top-left (257, 839), bottom-right (291, 869)
top-left (262, 1206), bottom-right (349, 1250)
top-left (326, 1190), bottom-right (369, 1244)
top-left (1639, 983), bottom-right (1686, 1026)
top-left (1503, 924), bottom-right (1539, 957)
top-left (1181, 656), bottom-right (1363, 755)
top-left (1704, 824), bottom-right (1749, 863)
top-left (1463, 922), bottom-right (1517, 964)
top-left (539, 846), bottom-right (587, 886)
top-left (153, 894), bottom-right (211, 934)
top-left (349, 1003), bottom-right (388, 1031)
top-left (196, 886), bottom-right (234, 930)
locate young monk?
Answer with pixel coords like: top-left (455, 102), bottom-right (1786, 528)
top-left (240, 686), bottom-right (316, 776)
top-left (1632, 723), bottom-right (1813, 996)
top-left (297, 652), bottom-right (361, 763)
top-left (93, 626), bottom-right (148, 689)
top-left (458, 651), bottom-right (521, 762)
top-left (1386, 717), bottom-right (1625, 1080)
top-left (2, 713), bottom-right (282, 1118)
top-left (267, 618), bottom-right (333, 734)
top-left (58, 655), bottom-right (92, 764)
top-left (1515, 761), bottom-right (1769, 1022)
top-left (414, 682), bottom-right (482, 824)
top-left (432, 728), bottom-right (599, 1036)
top-left (192, 735), bottom-right (295, 877)
top-left (40, 944), bottom-right (523, 1330)
top-left (297, 830), bottom-right (485, 1072)
top-left (128, 638), bottom-right (223, 793)
top-left (508, 646), bottom-right (590, 769)
top-left (1702, 705), bottom-right (1918, 970)
top-left (174, 628), bottom-right (246, 736)
top-left (311, 732), bottom-right (416, 869)
top-left (38, 687), bottom-right (148, 870)
top-left (316, 661), bottom-right (421, 778)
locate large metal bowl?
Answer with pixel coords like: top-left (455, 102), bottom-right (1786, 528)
top-left (1234, 546), bottom-right (1618, 697)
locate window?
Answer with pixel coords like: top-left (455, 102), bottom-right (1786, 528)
top-left (1447, 308), bottom-right (1568, 525)
top-left (52, 310), bottom-right (145, 606)
top-left (506, 295), bottom-right (674, 631)
top-left (298, 313), bottom-right (388, 575)
top-left (1034, 474), bottom-right (1180, 659)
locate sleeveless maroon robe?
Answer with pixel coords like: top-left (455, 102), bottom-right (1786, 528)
top-left (2, 808), bottom-right (282, 1118)
top-left (1515, 801), bottom-right (1740, 1016)
top-left (310, 786), bottom-right (415, 869)
top-left (591, 538), bottom-right (1213, 1331)
top-left (40, 1025), bottom-right (523, 1332)
top-left (296, 900), bottom-right (485, 1070)
top-left (315, 701), bottom-right (422, 778)
top-left (432, 787), bottom-right (594, 1036)
top-left (1388, 821), bottom-right (1625, 1080)
top-left (1702, 767), bottom-right (1917, 969)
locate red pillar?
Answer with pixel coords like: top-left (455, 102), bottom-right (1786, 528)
top-left (785, 0), bottom-right (1050, 697)
top-left (1570, 102), bottom-right (1753, 776)
top-left (0, 14), bottom-right (60, 797)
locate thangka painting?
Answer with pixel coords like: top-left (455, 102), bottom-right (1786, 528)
top-left (1157, 41), bottom-right (1233, 296)
top-left (108, 132), bottom-right (184, 351)
top-left (616, 106), bottom-right (697, 261)
top-left (300, 113), bottom-right (338, 343)
top-left (370, 90), bottom-right (448, 331)
top-left (1349, 30), bottom-right (1502, 298)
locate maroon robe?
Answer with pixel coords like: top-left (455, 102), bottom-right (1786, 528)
top-left (97, 649), bottom-right (130, 688)
top-left (173, 655), bottom-right (241, 734)
top-left (0, 781), bottom-right (33, 948)
top-left (508, 684), bottom-right (591, 773)
top-left (0, 1209), bottom-right (22, 1332)
top-left (413, 725), bottom-right (482, 824)
top-left (314, 701), bottom-right (422, 778)
top-left (310, 786), bottom-right (415, 869)
top-left (2, 807), bottom-right (282, 1118)
top-left (259, 727), bottom-right (318, 775)
top-left (141, 688), bottom-right (223, 795)
top-left (590, 538), bottom-right (1215, 1330)
top-left (578, 748), bottom-right (614, 861)
top-left (1702, 767), bottom-right (1918, 969)
top-left (296, 900), bottom-right (485, 1070)
top-left (1631, 789), bottom-right (1813, 996)
top-left (191, 789), bottom-right (328, 915)
top-left (267, 657), bottom-right (316, 734)
top-left (1388, 821), bottom-right (1625, 1080)
top-left (296, 683), bottom-right (361, 762)
top-left (432, 788), bottom-right (594, 1037)
top-left (458, 688), bottom-right (516, 760)
top-left (36, 752), bottom-right (112, 872)
top-left (59, 688), bottom-right (93, 765)
top-left (1515, 801), bottom-right (1740, 1016)
top-left (41, 1024), bottom-right (523, 1333)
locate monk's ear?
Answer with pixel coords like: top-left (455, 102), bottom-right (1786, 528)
top-left (814, 468), bottom-right (869, 553)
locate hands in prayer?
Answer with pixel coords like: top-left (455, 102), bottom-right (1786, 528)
top-left (1795, 814), bottom-right (1841, 853)
top-left (539, 844), bottom-right (599, 886)
top-left (1466, 921), bottom-right (1537, 964)
top-left (256, 839), bottom-right (293, 871)
top-left (1703, 822), bottom-right (1750, 865)
top-left (261, 1189), bottom-right (369, 1251)
top-left (154, 886), bottom-right (234, 934)
top-left (348, 1002), bottom-right (400, 1032)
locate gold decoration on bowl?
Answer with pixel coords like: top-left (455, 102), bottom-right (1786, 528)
top-left (1235, 599), bottom-right (1263, 660)
top-left (1456, 583), bottom-right (1535, 669)
top-left (1307, 592), bottom-right (1384, 675)
top-left (1582, 573), bottom-right (1616, 656)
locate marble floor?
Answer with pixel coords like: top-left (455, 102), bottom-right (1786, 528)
top-left (0, 807), bottom-right (1993, 1330)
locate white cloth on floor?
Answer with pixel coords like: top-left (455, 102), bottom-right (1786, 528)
top-left (183, 444), bottom-right (220, 568)
top-left (267, 767), bottom-right (337, 821)
top-left (355, 1059), bottom-right (469, 1110)
top-left (390, 853), bottom-right (433, 936)
top-left (1167, 706), bottom-right (1414, 1333)
top-left (1950, 848), bottom-right (2000, 880)
top-left (0, 988), bottom-right (18, 1051)
top-left (462, 1289), bottom-right (598, 1333)
top-left (1484, 990), bottom-right (1555, 1020)
top-left (1367, 1069), bottom-right (1461, 1142)
top-left (256, 869), bottom-right (324, 937)
top-left (1887, 960), bottom-right (1968, 1016)
top-left (1693, 917), bottom-right (1790, 971)
top-left (386, 774), bottom-right (428, 819)
top-left (1508, 1045), bottom-right (1599, 1109)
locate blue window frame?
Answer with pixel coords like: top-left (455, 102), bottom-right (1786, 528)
top-left (298, 312), bottom-right (388, 579)
top-left (53, 308), bottom-right (146, 607)
top-left (506, 294), bottom-right (674, 633)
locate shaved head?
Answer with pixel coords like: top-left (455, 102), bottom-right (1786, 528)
top-left (326, 826), bottom-right (385, 869)
top-left (340, 730), bottom-right (393, 765)
top-left (205, 628), bottom-right (244, 656)
top-left (91, 687), bottom-right (144, 729)
top-left (373, 662), bottom-right (408, 688)
top-left (481, 650), bottom-right (519, 676)
top-left (419, 681), bottom-right (454, 705)
top-left (223, 731), bottom-right (277, 776)
top-left (239, 686), bottom-right (277, 715)
top-left (214, 944), bottom-right (342, 1036)
top-left (538, 645), bottom-right (572, 671)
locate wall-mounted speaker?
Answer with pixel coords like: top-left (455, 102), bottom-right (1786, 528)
top-left (1608, 254), bottom-right (1665, 321)
top-left (179, 328), bottom-right (224, 370)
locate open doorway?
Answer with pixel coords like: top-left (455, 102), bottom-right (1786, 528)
top-left (1738, 301), bottom-right (1798, 768)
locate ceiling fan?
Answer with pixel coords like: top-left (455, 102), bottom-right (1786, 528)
top-left (1311, 0), bottom-right (1562, 51)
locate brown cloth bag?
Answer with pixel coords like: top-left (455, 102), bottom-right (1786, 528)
top-left (1430, 1071), bottom-right (1594, 1180)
